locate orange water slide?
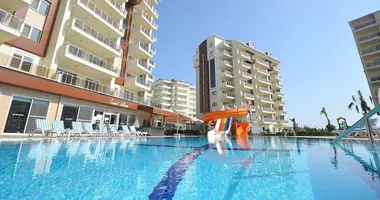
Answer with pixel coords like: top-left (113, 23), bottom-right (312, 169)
top-left (202, 108), bottom-right (249, 123)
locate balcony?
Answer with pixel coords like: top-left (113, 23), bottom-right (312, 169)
top-left (177, 91), bottom-right (187, 96)
top-left (354, 19), bottom-right (377, 32)
top-left (128, 57), bottom-right (152, 75)
top-left (359, 32), bottom-right (380, 44)
top-left (243, 82), bottom-right (253, 89)
top-left (126, 73), bottom-right (151, 91)
top-left (273, 91), bottom-right (284, 97)
top-left (176, 103), bottom-right (188, 108)
top-left (177, 97), bottom-right (187, 101)
top-left (220, 41), bottom-right (232, 49)
top-left (162, 96), bottom-right (171, 101)
top-left (92, 0), bottom-right (127, 19)
top-left (259, 86), bottom-right (272, 94)
top-left (0, 9), bottom-right (23, 43)
top-left (133, 10), bottom-right (158, 30)
top-left (157, 89), bottom-right (170, 95)
top-left (262, 118), bottom-right (277, 124)
top-left (222, 81), bottom-right (235, 88)
top-left (367, 60), bottom-right (380, 70)
top-left (240, 52), bottom-right (251, 60)
top-left (139, 0), bottom-right (159, 18)
top-left (223, 104), bottom-right (235, 109)
top-left (256, 59), bottom-right (270, 68)
top-left (240, 62), bottom-right (252, 70)
top-left (257, 77), bottom-right (271, 85)
top-left (257, 68), bottom-right (270, 76)
top-left (68, 18), bottom-right (121, 57)
top-left (262, 107), bottom-right (276, 114)
top-left (219, 50), bottom-right (233, 58)
top-left (261, 96), bottom-right (274, 104)
top-left (274, 83), bottom-right (283, 88)
top-left (220, 60), bottom-right (233, 69)
top-left (241, 72), bottom-right (252, 79)
top-left (60, 44), bottom-right (120, 78)
top-left (271, 74), bottom-right (281, 80)
top-left (148, 59), bottom-right (155, 68)
top-left (223, 92), bottom-right (235, 99)
top-left (0, 0), bottom-right (30, 11)
top-left (73, 0), bottom-right (123, 38)
top-left (131, 24), bottom-right (156, 44)
top-left (130, 41), bottom-right (154, 59)
top-left (362, 45), bottom-right (380, 57)
top-left (220, 70), bottom-right (234, 79)
top-left (277, 110), bottom-right (287, 116)
top-left (244, 93), bottom-right (254, 100)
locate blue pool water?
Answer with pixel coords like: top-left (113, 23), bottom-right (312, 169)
top-left (0, 136), bottom-right (380, 199)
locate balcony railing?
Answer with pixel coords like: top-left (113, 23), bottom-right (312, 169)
top-left (224, 60), bottom-right (232, 66)
top-left (367, 60), bottom-right (380, 68)
top-left (263, 118), bottom-right (277, 123)
top-left (274, 91), bottom-right (284, 96)
top-left (245, 93), bottom-right (254, 99)
top-left (137, 59), bottom-right (152, 71)
top-left (141, 25), bottom-right (156, 41)
top-left (359, 32), bottom-right (380, 43)
top-left (256, 59), bottom-right (270, 68)
top-left (0, 52), bottom-right (156, 106)
top-left (223, 92), bottom-right (235, 98)
top-left (223, 41), bottom-right (232, 47)
top-left (66, 44), bottom-right (120, 74)
top-left (149, 59), bottom-right (155, 67)
top-left (242, 72), bottom-right (252, 78)
top-left (222, 70), bottom-right (234, 76)
top-left (261, 97), bottom-right (274, 103)
top-left (0, 8), bottom-right (24, 32)
top-left (139, 42), bottom-right (155, 56)
top-left (144, 0), bottom-right (159, 17)
top-left (127, 73), bottom-right (151, 87)
top-left (223, 104), bottom-right (235, 109)
top-left (106, 0), bottom-right (127, 15)
top-left (354, 19), bottom-right (376, 30)
top-left (258, 77), bottom-right (270, 84)
top-left (142, 10), bottom-right (158, 29)
top-left (362, 45), bottom-right (380, 55)
top-left (371, 76), bottom-right (380, 82)
top-left (243, 82), bottom-right (253, 88)
top-left (226, 81), bottom-right (234, 87)
top-left (79, 0), bottom-right (121, 31)
top-left (73, 18), bottom-right (118, 51)
top-left (257, 68), bottom-right (269, 75)
top-left (222, 50), bottom-right (232, 56)
top-left (259, 86), bottom-right (271, 93)
top-left (262, 107), bottom-right (276, 113)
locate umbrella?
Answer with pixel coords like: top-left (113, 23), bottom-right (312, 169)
top-left (133, 117), bottom-right (140, 128)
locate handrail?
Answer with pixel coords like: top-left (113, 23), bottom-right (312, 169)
top-left (332, 105), bottom-right (380, 143)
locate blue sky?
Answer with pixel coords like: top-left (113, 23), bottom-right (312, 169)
top-left (152, 0), bottom-right (379, 128)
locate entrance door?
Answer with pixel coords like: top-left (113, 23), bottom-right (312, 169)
top-left (104, 113), bottom-right (118, 127)
top-left (60, 105), bottom-right (79, 129)
top-left (4, 96), bottom-right (32, 133)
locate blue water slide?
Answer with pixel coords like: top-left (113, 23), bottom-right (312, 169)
top-left (332, 105), bottom-right (380, 143)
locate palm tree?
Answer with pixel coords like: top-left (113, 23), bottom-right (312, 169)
top-left (348, 90), bottom-right (374, 143)
top-left (320, 107), bottom-right (332, 130)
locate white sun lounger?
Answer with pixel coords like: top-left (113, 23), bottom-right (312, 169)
top-left (129, 126), bottom-right (147, 136)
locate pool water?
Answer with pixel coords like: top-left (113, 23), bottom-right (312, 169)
top-left (0, 136), bottom-right (380, 199)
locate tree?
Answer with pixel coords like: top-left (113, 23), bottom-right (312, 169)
top-left (348, 90), bottom-right (374, 143)
top-left (320, 107), bottom-right (334, 131)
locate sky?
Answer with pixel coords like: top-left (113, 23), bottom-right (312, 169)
top-left (152, 0), bottom-right (379, 128)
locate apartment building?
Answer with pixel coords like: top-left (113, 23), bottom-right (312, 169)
top-left (152, 79), bottom-right (197, 119)
top-left (193, 35), bottom-right (287, 133)
top-left (349, 10), bottom-right (380, 104)
top-left (0, 0), bottom-right (191, 135)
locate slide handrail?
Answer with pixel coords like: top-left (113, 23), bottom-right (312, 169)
top-left (332, 105), bottom-right (380, 143)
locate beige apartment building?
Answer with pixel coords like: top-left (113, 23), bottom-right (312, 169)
top-left (193, 35), bottom-right (287, 133)
top-left (349, 10), bottom-right (380, 104)
top-left (152, 79), bottom-right (196, 119)
top-left (0, 0), bottom-right (191, 135)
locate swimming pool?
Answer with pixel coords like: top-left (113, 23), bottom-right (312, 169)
top-left (0, 136), bottom-right (379, 199)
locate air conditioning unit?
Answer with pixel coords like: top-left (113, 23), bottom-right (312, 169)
top-left (247, 41), bottom-right (255, 48)
top-left (265, 51), bottom-right (272, 56)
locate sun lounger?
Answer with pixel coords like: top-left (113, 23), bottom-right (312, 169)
top-left (72, 122), bottom-right (85, 137)
top-left (108, 125), bottom-right (120, 137)
top-left (30, 119), bottom-right (52, 136)
top-left (52, 120), bottom-right (71, 137)
top-left (82, 122), bottom-right (98, 136)
top-left (98, 123), bottom-right (109, 137)
top-left (129, 126), bottom-right (147, 136)
top-left (121, 125), bottom-right (137, 136)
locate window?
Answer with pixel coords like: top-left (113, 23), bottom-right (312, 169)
top-left (57, 69), bottom-right (77, 86)
top-left (209, 50), bottom-right (214, 57)
top-left (30, 0), bottom-right (50, 16)
top-left (25, 99), bottom-right (50, 133)
top-left (128, 114), bottom-right (136, 126)
top-left (85, 78), bottom-right (99, 91)
top-left (78, 107), bottom-right (94, 123)
top-left (209, 59), bottom-right (216, 88)
top-left (209, 42), bottom-right (214, 48)
top-left (21, 24), bottom-right (42, 42)
top-left (9, 53), bottom-right (34, 72)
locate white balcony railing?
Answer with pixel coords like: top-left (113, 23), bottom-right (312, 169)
top-left (262, 107), bottom-right (276, 113)
top-left (261, 97), bottom-right (274, 103)
top-left (223, 104), bottom-right (235, 109)
top-left (223, 41), bottom-right (232, 47)
top-left (258, 77), bottom-right (270, 84)
top-left (243, 82), bottom-right (253, 88)
top-left (221, 50), bottom-right (232, 57)
top-left (78, 0), bottom-right (122, 31)
top-left (223, 92), bottom-right (235, 98)
top-left (367, 60), bottom-right (380, 68)
top-left (66, 44), bottom-right (120, 74)
top-left (106, 0), bottom-right (127, 15)
top-left (142, 10), bottom-right (158, 29)
top-left (127, 73), bottom-right (151, 88)
top-left (139, 42), bottom-right (155, 56)
top-left (73, 18), bottom-right (118, 51)
top-left (223, 60), bottom-right (232, 66)
top-left (137, 59), bottom-right (152, 72)
top-left (245, 93), bottom-right (254, 99)
top-left (257, 68), bottom-right (269, 75)
top-left (259, 86), bottom-right (271, 93)
top-left (141, 25), bottom-right (156, 41)
top-left (222, 70), bottom-right (234, 76)
top-left (256, 59), bottom-right (270, 68)
top-left (143, 0), bottom-right (159, 17)
top-left (362, 45), bottom-right (380, 55)
top-left (242, 72), bottom-right (252, 78)
top-left (0, 52), bottom-right (155, 106)
top-left (0, 8), bottom-right (24, 32)
top-left (263, 118), bottom-right (277, 123)
top-left (359, 32), bottom-right (380, 43)
top-left (354, 19), bottom-right (376, 30)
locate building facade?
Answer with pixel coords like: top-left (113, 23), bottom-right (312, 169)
top-left (349, 10), bottom-right (380, 104)
top-left (193, 35), bottom-right (287, 133)
top-left (0, 0), bottom-right (191, 135)
top-left (152, 79), bottom-right (196, 119)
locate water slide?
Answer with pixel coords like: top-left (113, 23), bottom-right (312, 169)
top-left (332, 105), bottom-right (380, 143)
top-left (203, 108), bottom-right (250, 137)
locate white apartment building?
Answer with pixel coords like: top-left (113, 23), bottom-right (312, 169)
top-left (193, 35), bottom-right (287, 133)
top-left (349, 10), bottom-right (380, 104)
top-left (0, 0), bottom-right (176, 135)
top-left (152, 79), bottom-right (197, 119)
